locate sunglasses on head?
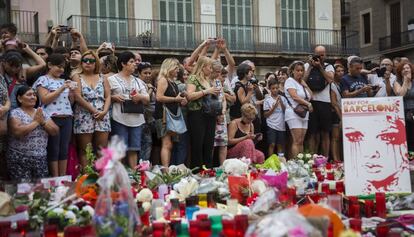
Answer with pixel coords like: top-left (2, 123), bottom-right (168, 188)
top-left (82, 58), bottom-right (96, 64)
top-left (139, 62), bottom-right (151, 66)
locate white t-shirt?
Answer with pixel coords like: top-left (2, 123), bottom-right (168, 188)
top-left (368, 73), bottom-right (396, 97)
top-left (108, 74), bottom-right (147, 127)
top-left (263, 95), bottom-right (286, 131)
top-left (304, 63), bottom-right (335, 103)
top-left (284, 77), bottom-right (310, 121)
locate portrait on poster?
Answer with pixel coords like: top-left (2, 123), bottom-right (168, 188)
top-left (342, 97), bottom-right (411, 196)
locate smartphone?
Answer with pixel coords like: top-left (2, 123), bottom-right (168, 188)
top-left (104, 42), bottom-right (112, 49)
top-left (376, 67), bottom-right (387, 78)
top-left (59, 25), bottom-right (70, 34)
top-left (312, 54), bottom-right (320, 61)
top-left (253, 133), bottom-right (263, 144)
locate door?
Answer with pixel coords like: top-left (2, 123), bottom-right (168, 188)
top-left (389, 2), bottom-right (401, 48)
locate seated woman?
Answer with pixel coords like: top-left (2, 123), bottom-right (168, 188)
top-left (227, 103), bottom-right (264, 163)
top-left (7, 86), bottom-right (58, 180)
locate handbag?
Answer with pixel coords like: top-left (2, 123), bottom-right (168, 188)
top-left (121, 99), bottom-right (144, 113)
top-left (163, 106), bottom-right (187, 134)
top-left (202, 94), bottom-right (223, 117)
top-left (194, 78), bottom-right (222, 117)
top-left (119, 76), bottom-right (144, 114)
top-left (285, 84), bottom-right (309, 118)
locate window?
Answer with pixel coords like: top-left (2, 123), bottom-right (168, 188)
top-left (362, 12), bottom-right (371, 45)
top-left (159, 0), bottom-right (194, 48)
top-left (281, 0), bottom-right (309, 51)
top-left (221, 0), bottom-right (253, 50)
top-left (89, 0), bottom-right (128, 45)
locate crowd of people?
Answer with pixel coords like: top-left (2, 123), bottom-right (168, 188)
top-left (1, 23), bottom-right (413, 181)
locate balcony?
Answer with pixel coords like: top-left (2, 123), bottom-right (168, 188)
top-left (66, 15), bottom-right (358, 57)
top-left (379, 30), bottom-right (414, 52)
top-left (341, 1), bottom-right (350, 20)
top-left (10, 10), bottom-right (40, 44)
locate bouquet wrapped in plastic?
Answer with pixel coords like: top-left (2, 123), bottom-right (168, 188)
top-left (93, 137), bottom-right (140, 237)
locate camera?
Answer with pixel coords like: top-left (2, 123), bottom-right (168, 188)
top-left (376, 67), bottom-right (387, 78)
top-left (312, 54), bottom-right (320, 61)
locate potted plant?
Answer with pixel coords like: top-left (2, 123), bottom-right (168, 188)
top-left (137, 30), bottom-right (152, 47)
top-left (408, 19), bottom-right (414, 41)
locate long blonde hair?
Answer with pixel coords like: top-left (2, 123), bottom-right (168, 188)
top-left (191, 56), bottom-right (213, 87)
top-left (159, 58), bottom-right (179, 80)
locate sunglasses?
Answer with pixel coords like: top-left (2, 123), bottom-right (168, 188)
top-left (82, 58), bottom-right (96, 64)
top-left (139, 62), bottom-right (151, 66)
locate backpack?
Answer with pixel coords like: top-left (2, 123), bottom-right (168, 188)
top-left (307, 64), bottom-right (330, 92)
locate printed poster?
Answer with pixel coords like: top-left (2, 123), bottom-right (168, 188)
top-left (342, 97), bottom-right (411, 195)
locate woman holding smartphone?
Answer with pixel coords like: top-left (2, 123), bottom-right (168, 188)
top-left (227, 103), bottom-right (264, 164)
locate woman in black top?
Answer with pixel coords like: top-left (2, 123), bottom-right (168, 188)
top-left (230, 63), bottom-right (254, 119)
top-left (155, 58), bottom-right (187, 168)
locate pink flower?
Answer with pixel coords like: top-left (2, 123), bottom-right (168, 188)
top-left (95, 147), bottom-right (113, 171)
top-left (288, 227), bottom-right (307, 237)
top-left (135, 160), bottom-right (151, 171)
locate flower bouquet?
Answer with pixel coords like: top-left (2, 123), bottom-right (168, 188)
top-left (92, 136), bottom-right (140, 237)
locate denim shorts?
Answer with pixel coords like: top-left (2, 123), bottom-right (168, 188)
top-left (266, 127), bottom-right (286, 146)
top-left (111, 120), bottom-right (142, 151)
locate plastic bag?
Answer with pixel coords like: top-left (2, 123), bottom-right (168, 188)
top-left (93, 137), bottom-right (140, 237)
top-left (245, 208), bottom-right (315, 237)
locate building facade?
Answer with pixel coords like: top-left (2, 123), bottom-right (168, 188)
top-left (7, 0), bottom-right (358, 74)
top-left (342, 0), bottom-right (414, 64)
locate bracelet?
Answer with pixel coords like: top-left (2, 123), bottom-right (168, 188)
top-left (201, 90), bottom-right (205, 96)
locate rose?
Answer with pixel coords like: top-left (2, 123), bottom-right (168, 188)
top-left (297, 153), bottom-right (304, 159)
top-left (305, 154), bottom-right (312, 159)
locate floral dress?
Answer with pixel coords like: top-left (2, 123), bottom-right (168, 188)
top-left (7, 108), bottom-right (50, 179)
top-left (73, 75), bottom-right (111, 134)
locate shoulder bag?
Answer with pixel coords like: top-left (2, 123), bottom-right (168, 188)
top-left (194, 78), bottom-right (222, 117)
top-left (162, 80), bottom-right (187, 134)
top-left (121, 77), bottom-right (144, 114)
top-left (285, 84), bottom-right (309, 118)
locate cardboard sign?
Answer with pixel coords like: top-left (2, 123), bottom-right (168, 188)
top-left (342, 97), bottom-right (411, 195)
top-left (41, 175), bottom-right (72, 188)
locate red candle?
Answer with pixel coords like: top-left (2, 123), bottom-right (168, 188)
top-left (376, 222), bottom-right (389, 237)
top-left (352, 204), bottom-right (360, 218)
top-left (222, 219), bottom-right (236, 237)
top-left (43, 225), bottom-right (58, 237)
top-left (152, 222), bottom-right (166, 237)
top-left (327, 172), bottom-right (334, 181)
top-left (321, 183), bottom-right (330, 194)
top-left (349, 218), bottom-right (362, 232)
top-left (234, 215), bottom-right (248, 237)
top-left (196, 214), bottom-right (208, 221)
top-left (288, 187), bottom-right (297, 204)
top-left (335, 181), bottom-right (345, 193)
top-left (375, 192), bottom-right (386, 218)
top-left (364, 200), bottom-right (374, 217)
top-left (198, 220), bottom-right (211, 237)
top-left (189, 220), bottom-right (199, 237)
top-left (63, 226), bottom-right (82, 237)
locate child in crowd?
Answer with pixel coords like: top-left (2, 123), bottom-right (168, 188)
top-left (263, 78), bottom-right (286, 157)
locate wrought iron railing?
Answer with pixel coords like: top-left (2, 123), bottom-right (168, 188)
top-left (10, 10), bottom-right (39, 44)
top-left (379, 29), bottom-right (414, 51)
top-left (66, 15), bottom-right (359, 56)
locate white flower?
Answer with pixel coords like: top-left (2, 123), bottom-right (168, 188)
top-left (303, 164), bottom-right (310, 170)
top-left (82, 205), bottom-right (95, 216)
top-left (142, 202), bottom-right (151, 212)
top-left (64, 210), bottom-right (77, 224)
top-left (67, 205), bottom-right (79, 212)
top-left (307, 160), bottom-right (314, 165)
top-left (305, 154), bottom-right (312, 159)
top-left (251, 180), bottom-right (267, 195)
top-left (222, 159), bottom-right (248, 176)
top-left (173, 177), bottom-right (199, 201)
top-left (52, 207), bottom-right (64, 215)
top-left (136, 188), bottom-right (153, 202)
top-left (312, 154), bottom-right (319, 159)
top-left (297, 153), bottom-right (304, 159)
